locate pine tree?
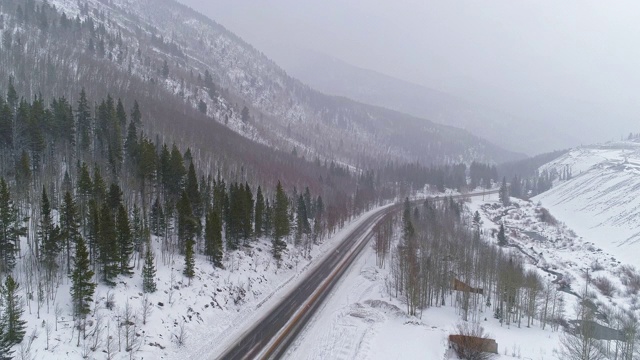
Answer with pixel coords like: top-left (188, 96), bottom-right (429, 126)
top-left (498, 223), bottom-right (507, 247)
top-left (272, 181), bottom-right (289, 263)
top-left (162, 59), bottom-right (170, 78)
top-left (142, 241), bottom-right (157, 293)
top-left (205, 209), bottom-right (223, 267)
top-left (99, 202), bottom-right (119, 286)
top-left (116, 204), bottom-right (133, 275)
top-left (76, 88), bottom-right (92, 152)
top-left (151, 197), bottom-right (165, 237)
top-left (241, 106), bottom-right (250, 123)
top-left (0, 101), bottom-right (12, 151)
top-left (242, 183), bottom-right (253, 243)
top-left (254, 186), bottom-right (264, 238)
top-left (14, 151), bottom-right (31, 198)
top-left (185, 161), bottom-right (201, 218)
top-left (39, 187), bottom-right (60, 274)
top-left (177, 191), bottom-right (196, 280)
top-left (124, 120), bottom-right (138, 163)
top-left (130, 100), bottom-right (142, 126)
top-left (107, 183), bottom-right (123, 214)
top-left (0, 179), bottom-right (25, 275)
top-left (295, 195), bottom-right (310, 246)
top-left (70, 236), bottom-right (95, 318)
top-left (184, 234), bottom-right (195, 282)
top-left (402, 197), bottom-right (415, 241)
top-left (499, 177), bottom-right (510, 206)
top-left (92, 165), bottom-right (107, 203)
top-left (0, 275), bottom-right (26, 346)
top-left (131, 205), bottom-right (144, 255)
top-left (0, 320), bottom-right (12, 360)
top-left (472, 210), bottom-right (482, 240)
top-left (167, 144), bottom-right (185, 197)
top-left (60, 191), bottom-right (80, 274)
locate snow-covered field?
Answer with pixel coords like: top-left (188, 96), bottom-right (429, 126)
top-left (288, 184), bottom-right (640, 360)
top-left (535, 141), bottom-right (640, 268)
top-left (13, 203), bottom-right (393, 360)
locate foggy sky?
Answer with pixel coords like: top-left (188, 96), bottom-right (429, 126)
top-left (178, 0), bottom-right (640, 150)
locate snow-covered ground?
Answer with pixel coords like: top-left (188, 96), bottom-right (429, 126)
top-left (288, 185), bottom-right (640, 360)
top-left (13, 203), bottom-right (394, 360)
top-left (286, 193), bottom-right (567, 360)
top-left (535, 141), bottom-right (640, 268)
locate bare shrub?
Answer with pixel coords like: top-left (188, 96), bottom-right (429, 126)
top-left (450, 322), bottom-right (496, 360)
top-left (619, 265), bottom-right (640, 295)
top-left (592, 276), bottom-right (617, 297)
top-left (590, 261), bottom-right (604, 272)
top-left (173, 320), bottom-right (187, 347)
top-left (536, 207), bottom-right (558, 225)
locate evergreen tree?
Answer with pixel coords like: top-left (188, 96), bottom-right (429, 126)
top-left (0, 275), bottom-right (25, 346)
top-left (0, 320), bottom-right (12, 360)
top-left (303, 187), bottom-right (313, 218)
top-left (263, 199), bottom-right (273, 238)
top-left (131, 205), bottom-right (144, 254)
top-left (185, 161), bottom-right (201, 218)
top-left (254, 186), bottom-right (264, 238)
top-left (498, 223), bottom-right (507, 247)
top-left (272, 181), bottom-right (289, 263)
top-left (39, 186), bottom-right (60, 274)
top-left (116, 204), bottom-right (133, 275)
top-left (162, 59), bottom-right (170, 78)
top-left (295, 195), bottom-right (310, 246)
top-left (167, 144), bottom-right (185, 197)
top-left (177, 189), bottom-right (197, 281)
top-left (499, 177), bottom-right (510, 207)
top-left (184, 232), bottom-right (195, 282)
top-left (124, 120), bottom-right (138, 163)
top-left (76, 88), bottom-right (92, 152)
top-left (315, 195), bottom-right (324, 219)
top-left (402, 197), bottom-right (415, 241)
top-left (70, 236), bottom-right (95, 318)
top-left (115, 98), bottom-right (127, 132)
top-left (205, 209), bottom-right (223, 267)
top-left (151, 197), bottom-right (165, 237)
top-left (130, 100), bottom-right (142, 126)
top-left (0, 179), bottom-right (25, 274)
top-left (0, 101), bottom-right (12, 151)
top-left (98, 202), bottom-right (119, 286)
top-left (14, 151), bottom-right (31, 198)
top-left (472, 210), bottom-right (482, 240)
top-left (107, 183), bottom-right (123, 214)
top-left (142, 241), bottom-right (157, 293)
top-left (92, 165), bottom-right (107, 203)
top-left (241, 106), bottom-right (250, 123)
top-left (60, 191), bottom-right (80, 274)
top-left (242, 183), bottom-right (253, 243)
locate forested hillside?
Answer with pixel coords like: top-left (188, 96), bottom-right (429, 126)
top-left (0, 1), bottom-right (513, 358)
top-left (0, 0), bottom-right (520, 168)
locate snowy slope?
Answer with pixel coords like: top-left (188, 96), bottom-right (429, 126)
top-left (535, 141), bottom-right (640, 267)
top-left (36, 0), bottom-right (521, 166)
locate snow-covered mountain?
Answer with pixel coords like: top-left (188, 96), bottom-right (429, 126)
top-left (269, 45), bottom-right (577, 156)
top-left (534, 141), bottom-right (640, 267)
top-left (3, 0), bottom-right (521, 167)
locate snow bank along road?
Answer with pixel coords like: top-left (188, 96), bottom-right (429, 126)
top-left (217, 191), bottom-right (497, 360)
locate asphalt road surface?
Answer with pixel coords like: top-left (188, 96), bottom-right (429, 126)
top-left (217, 192), bottom-right (496, 360)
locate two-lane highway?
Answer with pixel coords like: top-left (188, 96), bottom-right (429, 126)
top-left (216, 203), bottom-right (398, 359)
top-left (217, 191), bottom-right (497, 360)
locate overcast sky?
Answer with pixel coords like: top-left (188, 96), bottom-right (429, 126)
top-left (177, 0), bottom-right (640, 147)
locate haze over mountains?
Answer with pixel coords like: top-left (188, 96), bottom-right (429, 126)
top-left (180, 0), bottom-right (640, 155)
top-left (266, 45), bottom-right (577, 155)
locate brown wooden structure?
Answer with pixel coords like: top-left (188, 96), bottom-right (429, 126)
top-left (449, 334), bottom-right (498, 354)
top-left (453, 278), bottom-right (484, 295)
